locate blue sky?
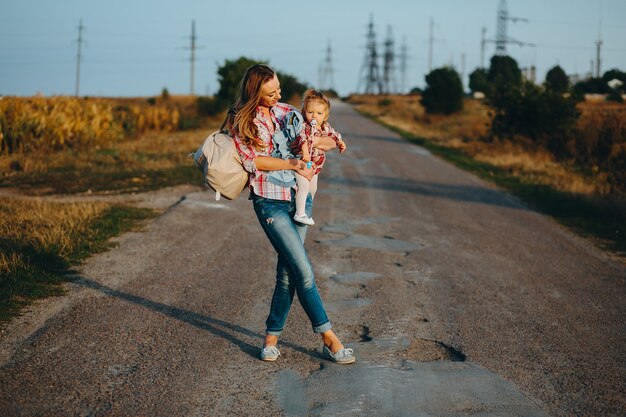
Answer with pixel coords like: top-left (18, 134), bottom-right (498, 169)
top-left (1, 0), bottom-right (625, 97)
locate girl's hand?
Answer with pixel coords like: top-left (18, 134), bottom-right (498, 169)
top-left (289, 159), bottom-right (315, 180)
top-left (302, 152), bottom-right (311, 163)
top-left (337, 139), bottom-right (347, 154)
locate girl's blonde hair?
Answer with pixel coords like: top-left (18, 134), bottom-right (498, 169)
top-left (230, 64), bottom-right (276, 149)
top-left (301, 89), bottom-right (331, 123)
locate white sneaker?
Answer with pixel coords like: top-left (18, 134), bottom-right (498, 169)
top-left (293, 213), bottom-right (315, 226)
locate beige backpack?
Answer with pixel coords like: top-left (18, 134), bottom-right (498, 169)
top-left (192, 127), bottom-right (249, 201)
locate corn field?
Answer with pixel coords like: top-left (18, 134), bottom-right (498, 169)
top-left (0, 96), bottom-right (181, 154)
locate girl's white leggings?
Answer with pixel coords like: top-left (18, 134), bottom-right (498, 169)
top-left (295, 173), bottom-right (318, 216)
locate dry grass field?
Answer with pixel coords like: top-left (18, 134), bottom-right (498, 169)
top-left (347, 94), bottom-right (625, 197)
top-left (0, 95), bottom-right (219, 321)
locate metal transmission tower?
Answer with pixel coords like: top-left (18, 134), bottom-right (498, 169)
top-left (320, 40), bottom-right (335, 91)
top-left (382, 26), bottom-right (397, 94)
top-left (357, 15), bottom-right (383, 94)
top-left (495, 0), bottom-right (533, 55)
top-left (74, 19), bottom-right (84, 97)
top-left (400, 36), bottom-right (408, 93)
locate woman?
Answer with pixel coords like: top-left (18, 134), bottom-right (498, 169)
top-left (230, 64), bottom-right (355, 364)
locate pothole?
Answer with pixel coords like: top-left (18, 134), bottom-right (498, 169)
top-left (404, 338), bottom-right (466, 362)
top-left (330, 271), bottom-right (382, 284)
top-left (320, 234), bottom-right (420, 252)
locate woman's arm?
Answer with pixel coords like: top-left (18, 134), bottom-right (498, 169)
top-left (254, 156), bottom-right (315, 180)
top-left (312, 135), bottom-right (337, 151)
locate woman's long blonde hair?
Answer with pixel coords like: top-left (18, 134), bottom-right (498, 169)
top-left (230, 64), bottom-right (275, 149)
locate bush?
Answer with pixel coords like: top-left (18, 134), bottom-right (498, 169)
top-left (545, 65), bottom-right (569, 94)
top-left (421, 67), bottom-right (464, 114)
top-left (490, 82), bottom-right (580, 157)
top-left (196, 96), bottom-right (223, 117)
top-left (468, 68), bottom-right (489, 94)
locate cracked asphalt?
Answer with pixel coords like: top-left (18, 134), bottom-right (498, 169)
top-left (0, 101), bottom-right (624, 416)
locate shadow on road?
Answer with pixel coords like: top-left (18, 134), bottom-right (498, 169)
top-left (74, 277), bottom-right (321, 361)
top-left (325, 175), bottom-right (527, 211)
top-left (339, 132), bottom-right (405, 144)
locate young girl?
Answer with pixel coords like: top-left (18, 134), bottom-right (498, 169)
top-left (293, 90), bottom-right (347, 226)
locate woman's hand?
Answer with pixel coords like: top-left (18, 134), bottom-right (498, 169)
top-left (312, 135), bottom-right (337, 151)
top-left (289, 159), bottom-right (314, 180)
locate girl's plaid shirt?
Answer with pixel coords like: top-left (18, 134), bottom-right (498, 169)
top-left (232, 103), bottom-right (297, 201)
top-left (298, 121), bottom-right (342, 175)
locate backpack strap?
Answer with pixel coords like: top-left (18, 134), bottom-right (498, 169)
top-left (219, 108), bottom-right (237, 134)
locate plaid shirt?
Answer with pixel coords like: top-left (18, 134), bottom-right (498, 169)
top-left (233, 103), bottom-right (297, 201)
top-left (298, 121), bottom-right (342, 175)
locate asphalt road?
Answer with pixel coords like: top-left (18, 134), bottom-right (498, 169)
top-left (1, 101), bottom-right (624, 416)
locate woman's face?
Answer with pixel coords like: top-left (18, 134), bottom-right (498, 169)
top-left (259, 75), bottom-right (281, 108)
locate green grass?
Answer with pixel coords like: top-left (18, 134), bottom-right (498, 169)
top-left (0, 205), bottom-right (157, 322)
top-left (365, 114), bottom-right (626, 259)
top-left (3, 164), bottom-right (199, 195)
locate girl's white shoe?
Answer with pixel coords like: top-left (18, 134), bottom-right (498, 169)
top-left (293, 213), bottom-right (315, 226)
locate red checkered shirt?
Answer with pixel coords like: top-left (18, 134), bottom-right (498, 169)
top-left (297, 121), bottom-right (343, 175)
top-left (232, 103), bottom-right (297, 201)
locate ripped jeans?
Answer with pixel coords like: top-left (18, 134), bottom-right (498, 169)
top-left (251, 192), bottom-right (332, 336)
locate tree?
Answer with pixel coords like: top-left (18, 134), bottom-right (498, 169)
top-left (544, 65), bottom-right (569, 93)
top-left (487, 55), bottom-right (522, 88)
top-left (468, 68), bottom-right (489, 94)
top-left (215, 57), bottom-right (308, 107)
top-left (486, 55), bottom-right (522, 111)
top-left (216, 57), bottom-right (266, 106)
top-left (420, 67), bottom-right (464, 114)
top-left (274, 70), bottom-right (308, 102)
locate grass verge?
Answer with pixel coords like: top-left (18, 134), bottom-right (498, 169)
top-left (363, 113), bottom-right (626, 259)
top-left (0, 199), bottom-right (157, 322)
top-left (0, 128), bottom-right (213, 195)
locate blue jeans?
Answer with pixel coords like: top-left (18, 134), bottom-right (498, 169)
top-left (251, 192), bottom-right (332, 336)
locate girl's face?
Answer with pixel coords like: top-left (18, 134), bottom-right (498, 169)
top-left (304, 101), bottom-right (327, 126)
top-left (259, 75), bottom-right (281, 108)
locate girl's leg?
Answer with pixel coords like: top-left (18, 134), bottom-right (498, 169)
top-left (309, 174), bottom-right (319, 199)
top-left (294, 173), bottom-right (310, 217)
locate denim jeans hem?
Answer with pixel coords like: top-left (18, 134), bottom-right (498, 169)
top-left (313, 321), bottom-right (332, 334)
top-left (266, 329), bottom-right (283, 336)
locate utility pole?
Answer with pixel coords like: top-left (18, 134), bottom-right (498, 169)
top-left (189, 20), bottom-right (196, 96)
top-left (357, 14), bottom-right (383, 94)
top-left (320, 40), bottom-right (335, 91)
top-left (595, 18), bottom-right (603, 77)
top-left (461, 53), bottom-right (466, 91)
top-left (480, 26), bottom-right (487, 68)
top-left (74, 18), bottom-right (84, 97)
top-left (428, 17), bottom-right (434, 72)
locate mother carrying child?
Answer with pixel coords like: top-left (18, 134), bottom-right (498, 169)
top-left (229, 64), bottom-right (355, 364)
